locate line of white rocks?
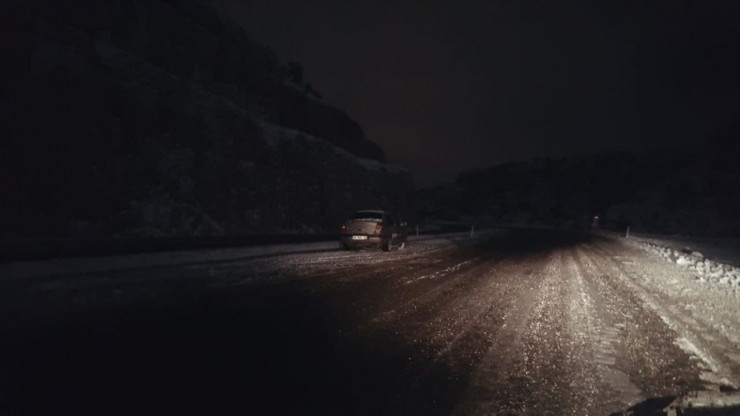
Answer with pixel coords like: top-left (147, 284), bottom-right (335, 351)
top-left (627, 239), bottom-right (740, 289)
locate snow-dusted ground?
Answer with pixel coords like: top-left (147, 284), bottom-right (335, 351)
top-left (1, 228), bottom-right (739, 415)
top-left (619, 234), bottom-right (740, 289)
top-left (0, 230), bottom-right (501, 282)
top-left (596, 233), bottom-right (740, 393)
top-left (628, 233), bottom-right (740, 267)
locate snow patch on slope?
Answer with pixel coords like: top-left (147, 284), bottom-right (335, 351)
top-left (257, 120), bottom-right (407, 173)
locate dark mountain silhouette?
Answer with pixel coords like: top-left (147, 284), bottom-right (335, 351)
top-left (1, 0), bottom-right (408, 239)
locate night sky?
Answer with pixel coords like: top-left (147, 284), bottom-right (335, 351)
top-left (215, 1), bottom-right (740, 186)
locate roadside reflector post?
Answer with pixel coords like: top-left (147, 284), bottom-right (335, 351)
top-left (470, 225), bottom-right (475, 238)
top-left (625, 226), bottom-right (630, 239)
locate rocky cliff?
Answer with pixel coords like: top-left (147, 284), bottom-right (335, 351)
top-left (1, 0), bottom-right (409, 239)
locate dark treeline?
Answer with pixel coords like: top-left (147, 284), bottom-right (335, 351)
top-left (420, 131), bottom-right (740, 237)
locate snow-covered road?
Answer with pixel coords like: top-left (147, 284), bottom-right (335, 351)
top-left (0, 229), bottom-right (738, 415)
top-left (0, 230), bottom-right (490, 281)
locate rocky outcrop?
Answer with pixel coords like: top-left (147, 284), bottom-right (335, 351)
top-left (0, 0), bottom-right (407, 238)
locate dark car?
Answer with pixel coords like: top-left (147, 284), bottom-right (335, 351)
top-left (339, 210), bottom-right (408, 251)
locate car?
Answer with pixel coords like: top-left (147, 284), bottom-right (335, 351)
top-left (339, 210), bottom-right (408, 251)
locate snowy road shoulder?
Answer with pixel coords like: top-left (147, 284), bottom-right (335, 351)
top-left (620, 235), bottom-right (740, 290)
top-left (595, 236), bottom-right (740, 391)
top-left (0, 229), bottom-right (503, 281)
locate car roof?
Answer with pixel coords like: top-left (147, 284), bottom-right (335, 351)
top-left (354, 209), bottom-right (387, 214)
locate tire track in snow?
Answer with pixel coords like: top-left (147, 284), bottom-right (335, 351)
top-left (568, 247), bottom-right (644, 414)
top-left (588, 241), bottom-right (739, 390)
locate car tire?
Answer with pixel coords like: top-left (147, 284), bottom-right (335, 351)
top-left (381, 238), bottom-right (392, 252)
top-left (341, 242), bottom-right (352, 251)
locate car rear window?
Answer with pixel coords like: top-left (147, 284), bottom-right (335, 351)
top-left (348, 211), bottom-right (384, 220)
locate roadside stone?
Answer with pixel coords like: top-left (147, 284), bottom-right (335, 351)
top-left (676, 256), bottom-right (693, 266)
top-left (630, 238), bottom-right (739, 289)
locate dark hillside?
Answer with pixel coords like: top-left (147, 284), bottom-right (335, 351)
top-left (0, 0), bottom-right (405, 239)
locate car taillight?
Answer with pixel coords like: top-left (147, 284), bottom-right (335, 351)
top-left (340, 224), bottom-right (347, 232)
top-left (374, 223), bottom-right (383, 233)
